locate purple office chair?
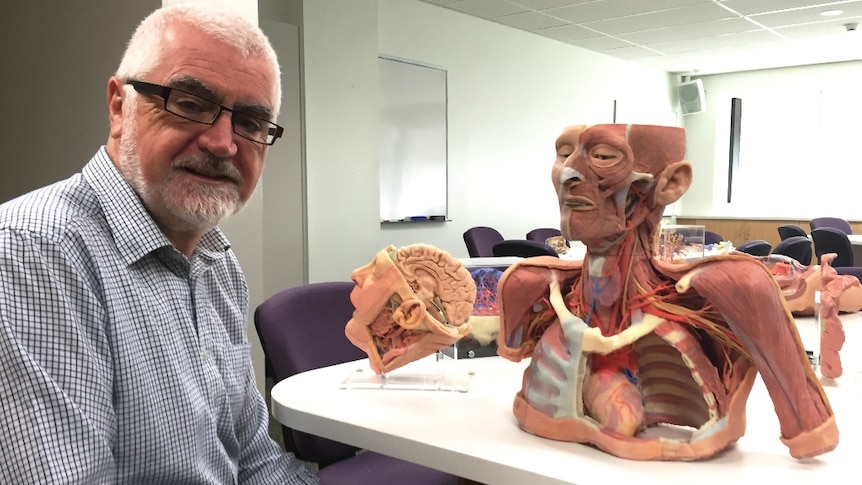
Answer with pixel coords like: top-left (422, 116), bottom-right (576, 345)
top-left (809, 227), bottom-right (862, 284)
top-left (809, 217), bottom-right (852, 235)
top-left (525, 227), bottom-right (562, 243)
top-left (703, 230), bottom-right (723, 245)
top-left (777, 224), bottom-right (807, 241)
top-left (492, 239), bottom-right (558, 258)
top-left (733, 239), bottom-right (772, 257)
top-left (771, 235), bottom-right (812, 266)
top-left (254, 282), bottom-right (458, 485)
top-left (463, 226), bottom-right (504, 257)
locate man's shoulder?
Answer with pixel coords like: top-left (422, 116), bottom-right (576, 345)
top-left (0, 172), bottom-right (102, 241)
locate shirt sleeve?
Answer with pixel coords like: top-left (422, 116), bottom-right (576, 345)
top-left (218, 250), bottom-right (319, 484)
top-left (0, 228), bottom-right (116, 483)
top-left (235, 375), bottom-right (321, 484)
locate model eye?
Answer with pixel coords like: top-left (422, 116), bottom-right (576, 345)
top-left (588, 144), bottom-right (623, 168)
top-left (557, 144), bottom-right (574, 159)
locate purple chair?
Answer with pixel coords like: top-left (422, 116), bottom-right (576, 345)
top-left (526, 227), bottom-right (562, 243)
top-left (492, 239), bottom-right (558, 257)
top-left (777, 224), bottom-right (807, 241)
top-left (254, 282), bottom-right (459, 484)
top-left (771, 235), bottom-right (812, 266)
top-left (809, 217), bottom-right (852, 235)
top-left (810, 227), bottom-right (862, 283)
top-left (463, 226), bottom-right (504, 257)
top-left (734, 239), bottom-right (772, 257)
top-left (703, 230), bottom-right (723, 245)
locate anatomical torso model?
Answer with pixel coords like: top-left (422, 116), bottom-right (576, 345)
top-left (495, 124), bottom-right (838, 460)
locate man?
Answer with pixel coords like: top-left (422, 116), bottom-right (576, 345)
top-left (0, 5), bottom-right (319, 483)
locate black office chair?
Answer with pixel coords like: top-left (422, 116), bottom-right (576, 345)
top-left (777, 224), bottom-right (807, 241)
top-left (771, 235), bottom-right (812, 266)
top-left (463, 226), bottom-right (504, 257)
top-left (810, 227), bottom-right (862, 282)
top-left (493, 239), bottom-right (558, 258)
top-left (255, 282), bottom-right (459, 484)
top-left (734, 239), bottom-right (772, 257)
top-left (811, 227), bottom-right (854, 266)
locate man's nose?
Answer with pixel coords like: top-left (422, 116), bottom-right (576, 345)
top-left (198, 110), bottom-right (238, 157)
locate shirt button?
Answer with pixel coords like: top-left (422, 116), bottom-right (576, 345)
top-left (202, 349), bottom-right (211, 361)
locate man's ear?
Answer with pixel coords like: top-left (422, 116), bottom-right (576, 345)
top-left (653, 160), bottom-right (692, 206)
top-left (107, 77), bottom-right (126, 140)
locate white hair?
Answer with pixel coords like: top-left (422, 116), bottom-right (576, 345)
top-left (115, 3), bottom-right (281, 115)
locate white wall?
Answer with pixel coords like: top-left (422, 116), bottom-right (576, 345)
top-left (681, 60), bottom-right (862, 220)
top-left (298, 0), bottom-right (677, 283)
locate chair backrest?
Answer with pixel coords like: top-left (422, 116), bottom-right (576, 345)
top-left (811, 227), bottom-right (855, 267)
top-left (734, 239), bottom-right (772, 257)
top-left (254, 281), bottom-right (364, 467)
top-left (809, 217), bottom-right (852, 235)
top-left (492, 239), bottom-right (558, 258)
top-left (703, 230), bottom-right (723, 245)
top-left (771, 235), bottom-right (812, 266)
top-left (463, 226), bottom-right (505, 257)
top-left (777, 224), bottom-right (807, 241)
top-left (525, 227), bottom-right (562, 242)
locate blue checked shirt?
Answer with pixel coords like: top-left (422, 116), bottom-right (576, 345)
top-left (0, 148), bottom-right (319, 484)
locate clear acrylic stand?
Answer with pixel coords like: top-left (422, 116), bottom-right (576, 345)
top-left (340, 346), bottom-right (474, 392)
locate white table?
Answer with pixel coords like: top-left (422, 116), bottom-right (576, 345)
top-left (271, 315), bottom-right (862, 485)
top-left (459, 256), bottom-right (523, 269)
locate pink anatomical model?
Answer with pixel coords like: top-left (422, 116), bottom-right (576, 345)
top-left (495, 124), bottom-right (838, 461)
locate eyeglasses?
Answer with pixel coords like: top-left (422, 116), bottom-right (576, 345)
top-left (126, 80), bottom-right (284, 146)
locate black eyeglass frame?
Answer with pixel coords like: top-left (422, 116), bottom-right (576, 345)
top-left (126, 80), bottom-right (284, 146)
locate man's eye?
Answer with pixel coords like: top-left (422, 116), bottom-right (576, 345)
top-left (234, 115), bottom-right (265, 135)
top-left (171, 95), bottom-right (210, 115)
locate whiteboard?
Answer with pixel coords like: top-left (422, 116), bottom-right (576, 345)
top-left (378, 56), bottom-right (448, 222)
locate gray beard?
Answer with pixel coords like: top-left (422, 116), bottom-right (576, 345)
top-left (117, 119), bottom-right (244, 234)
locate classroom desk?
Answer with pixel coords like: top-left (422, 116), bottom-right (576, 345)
top-left (271, 315), bottom-right (862, 485)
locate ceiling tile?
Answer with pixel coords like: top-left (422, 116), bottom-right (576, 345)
top-left (584, 3), bottom-right (737, 34)
top-left (720, 0), bottom-right (862, 16)
top-left (750, 4), bottom-right (862, 28)
top-left (545, 0), bottom-right (715, 23)
top-left (420, 0), bottom-right (465, 5)
top-left (495, 11), bottom-right (571, 29)
top-left (619, 18), bottom-right (753, 44)
top-left (535, 22), bottom-right (604, 41)
top-left (645, 30), bottom-right (783, 54)
top-left (416, 0), bottom-right (862, 74)
top-left (776, 18), bottom-right (862, 38)
top-left (507, 0), bottom-right (596, 10)
top-left (600, 44), bottom-right (667, 59)
top-left (574, 35), bottom-right (638, 50)
top-left (446, 0), bottom-right (531, 17)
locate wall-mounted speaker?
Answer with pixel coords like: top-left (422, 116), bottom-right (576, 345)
top-left (679, 79), bottom-right (705, 116)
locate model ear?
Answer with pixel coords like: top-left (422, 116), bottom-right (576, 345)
top-left (653, 160), bottom-right (692, 206)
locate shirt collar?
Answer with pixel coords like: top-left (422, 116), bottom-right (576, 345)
top-left (82, 147), bottom-right (231, 265)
